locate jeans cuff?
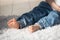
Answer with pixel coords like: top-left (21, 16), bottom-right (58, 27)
top-left (36, 19), bottom-right (48, 29)
top-left (17, 21), bottom-right (24, 29)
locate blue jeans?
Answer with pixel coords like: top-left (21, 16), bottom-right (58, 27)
top-left (16, 1), bottom-right (60, 29)
top-left (36, 11), bottom-right (60, 29)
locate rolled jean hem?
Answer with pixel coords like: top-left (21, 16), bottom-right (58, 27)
top-left (17, 21), bottom-right (24, 29)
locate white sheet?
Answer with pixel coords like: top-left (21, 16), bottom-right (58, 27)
top-left (0, 25), bottom-right (60, 40)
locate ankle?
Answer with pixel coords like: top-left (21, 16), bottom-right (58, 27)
top-left (34, 23), bottom-right (41, 29)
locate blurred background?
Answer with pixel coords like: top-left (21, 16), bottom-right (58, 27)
top-left (0, 0), bottom-right (45, 29)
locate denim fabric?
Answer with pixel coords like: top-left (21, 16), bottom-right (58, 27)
top-left (16, 1), bottom-right (53, 28)
top-left (36, 11), bottom-right (60, 29)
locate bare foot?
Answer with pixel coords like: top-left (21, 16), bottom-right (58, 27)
top-left (7, 18), bottom-right (20, 29)
top-left (28, 24), bottom-right (40, 32)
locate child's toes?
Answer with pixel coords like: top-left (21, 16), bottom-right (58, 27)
top-left (28, 25), bottom-right (33, 32)
top-left (7, 19), bottom-right (13, 24)
top-left (28, 25), bottom-right (34, 32)
top-left (29, 25), bottom-right (33, 29)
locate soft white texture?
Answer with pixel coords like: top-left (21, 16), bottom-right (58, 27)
top-left (0, 25), bottom-right (60, 40)
top-left (55, 0), bottom-right (60, 6)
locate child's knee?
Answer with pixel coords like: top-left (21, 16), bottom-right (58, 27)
top-left (48, 11), bottom-right (59, 18)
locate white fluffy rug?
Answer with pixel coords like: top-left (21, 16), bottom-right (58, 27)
top-left (0, 25), bottom-right (60, 40)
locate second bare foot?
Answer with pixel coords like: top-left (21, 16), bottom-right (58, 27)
top-left (28, 24), bottom-right (40, 32)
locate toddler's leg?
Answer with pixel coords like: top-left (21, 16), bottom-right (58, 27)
top-left (7, 1), bottom-right (53, 29)
top-left (28, 11), bottom-right (60, 32)
top-left (36, 11), bottom-right (60, 29)
top-left (16, 1), bottom-right (53, 28)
